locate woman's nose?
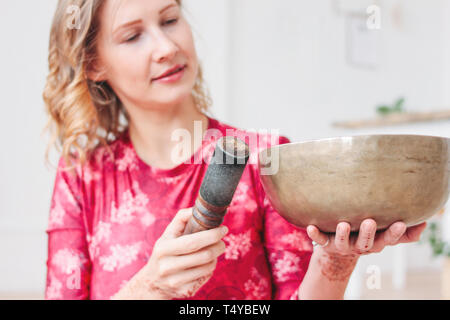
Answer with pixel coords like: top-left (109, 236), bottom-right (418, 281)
top-left (152, 31), bottom-right (179, 63)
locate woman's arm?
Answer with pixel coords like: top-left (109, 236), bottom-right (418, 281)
top-left (256, 134), bottom-right (315, 300)
top-left (297, 219), bottom-right (427, 299)
top-left (46, 229), bottom-right (92, 299)
top-left (111, 208), bottom-right (227, 300)
top-left (46, 156), bottom-right (91, 299)
top-left (297, 247), bottom-right (357, 299)
top-left (261, 194), bottom-right (313, 299)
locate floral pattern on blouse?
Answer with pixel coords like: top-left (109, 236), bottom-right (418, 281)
top-left (45, 117), bottom-right (313, 300)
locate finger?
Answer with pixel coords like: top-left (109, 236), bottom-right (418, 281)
top-left (354, 219), bottom-right (377, 254)
top-left (383, 221), bottom-right (407, 245)
top-left (159, 241), bottom-right (226, 276)
top-left (306, 225), bottom-right (329, 246)
top-left (162, 225), bottom-right (228, 256)
top-left (335, 222), bottom-right (351, 252)
top-left (396, 222), bottom-right (427, 244)
top-left (371, 222), bottom-right (405, 253)
top-left (161, 208), bottom-right (194, 239)
top-left (370, 233), bottom-right (386, 253)
top-left (165, 259), bottom-right (217, 289)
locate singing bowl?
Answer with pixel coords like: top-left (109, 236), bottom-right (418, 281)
top-left (258, 135), bottom-right (450, 233)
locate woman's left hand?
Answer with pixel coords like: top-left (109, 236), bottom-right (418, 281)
top-left (306, 219), bottom-right (427, 257)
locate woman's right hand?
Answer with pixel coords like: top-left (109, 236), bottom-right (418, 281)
top-left (112, 208), bottom-right (228, 300)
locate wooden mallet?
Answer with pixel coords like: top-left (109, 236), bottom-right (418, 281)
top-left (183, 136), bottom-right (250, 235)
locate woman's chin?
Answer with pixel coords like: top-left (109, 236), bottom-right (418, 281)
top-left (152, 86), bottom-right (193, 102)
top-left (141, 94), bottom-right (191, 110)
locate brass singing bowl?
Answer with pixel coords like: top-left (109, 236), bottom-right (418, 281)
top-left (258, 135), bottom-right (450, 233)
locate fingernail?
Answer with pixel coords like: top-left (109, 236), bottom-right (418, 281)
top-left (221, 226), bottom-right (229, 235)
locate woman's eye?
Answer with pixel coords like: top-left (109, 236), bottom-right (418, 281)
top-left (164, 18), bottom-right (178, 26)
top-left (122, 19), bottom-right (178, 42)
top-left (125, 33), bottom-right (140, 42)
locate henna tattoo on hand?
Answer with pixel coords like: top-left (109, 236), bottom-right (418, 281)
top-left (179, 274), bottom-right (211, 299)
top-left (318, 252), bottom-right (358, 282)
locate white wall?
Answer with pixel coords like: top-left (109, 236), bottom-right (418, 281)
top-left (0, 0), bottom-right (58, 294)
top-left (226, 0), bottom-right (450, 140)
top-left (183, 0), bottom-right (233, 121)
top-left (1, 0), bottom-right (449, 297)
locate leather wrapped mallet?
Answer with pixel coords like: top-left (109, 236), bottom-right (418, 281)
top-left (183, 136), bottom-right (250, 235)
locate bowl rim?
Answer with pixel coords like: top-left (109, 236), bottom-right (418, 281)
top-left (262, 133), bottom-right (450, 152)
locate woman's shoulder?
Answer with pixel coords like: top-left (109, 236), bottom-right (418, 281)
top-left (55, 130), bottom-right (130, 180)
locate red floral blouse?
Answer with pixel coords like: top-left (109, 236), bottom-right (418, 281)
top-left (45, 117), bottom-right (313, 300)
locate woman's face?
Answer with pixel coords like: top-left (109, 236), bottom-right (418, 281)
top-left (92, 0), bottom-right (198, 110)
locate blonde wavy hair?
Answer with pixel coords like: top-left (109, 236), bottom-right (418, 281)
top-left (43, 0), bottom-right (212, 169)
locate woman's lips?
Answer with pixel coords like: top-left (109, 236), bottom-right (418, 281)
top-left (153, 65), bottom-right (186, 83)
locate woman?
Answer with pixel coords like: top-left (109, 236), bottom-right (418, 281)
top-left (43, 0), bottom-right (426, 300)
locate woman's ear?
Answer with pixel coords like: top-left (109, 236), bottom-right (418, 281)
top-left (86, 60), bottom-right (108, 82)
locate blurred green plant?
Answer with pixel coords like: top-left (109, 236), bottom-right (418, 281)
top-left (376, 97), bottom-right (405, 116)
top-left (420, 221), bottom-right (450, 258)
